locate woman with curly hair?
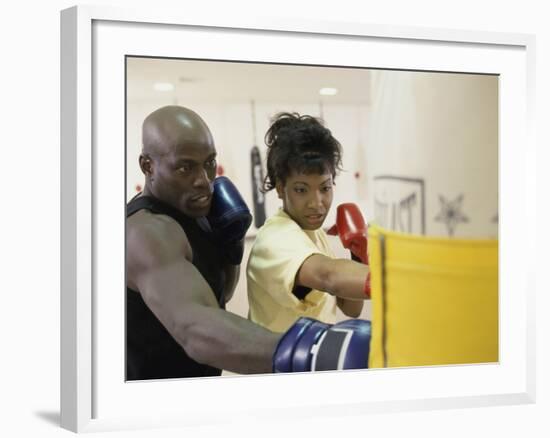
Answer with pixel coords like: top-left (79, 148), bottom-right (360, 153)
top-left (246, 112), bottom-right (371, 333)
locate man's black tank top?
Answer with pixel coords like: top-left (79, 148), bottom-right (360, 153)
top-left (126, 195), bottom-right (226, 380)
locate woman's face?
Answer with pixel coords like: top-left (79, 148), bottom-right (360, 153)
top-left (276, 170), bottom-right (334, 230)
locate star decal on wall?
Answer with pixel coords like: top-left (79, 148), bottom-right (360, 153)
top-left (434, 194), bottom-right (469, 236)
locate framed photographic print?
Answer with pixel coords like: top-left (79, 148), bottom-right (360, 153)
top-left (61, 5), bottom-right (536, 433)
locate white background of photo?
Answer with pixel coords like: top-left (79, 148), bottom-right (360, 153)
top-left (2, 1), bottom-right (548, 438)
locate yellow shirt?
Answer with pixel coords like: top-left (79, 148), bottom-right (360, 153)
top-left (246, 208), bottom-right (337, 333)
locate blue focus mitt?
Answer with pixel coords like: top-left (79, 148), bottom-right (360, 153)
top-left (273, 317), bottom-right (371, 372)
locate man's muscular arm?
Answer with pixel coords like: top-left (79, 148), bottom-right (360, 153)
top-left (127, 214), bottom-right (279, 374)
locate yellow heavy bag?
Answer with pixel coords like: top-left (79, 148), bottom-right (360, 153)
top-left (367, 224), bottom-right (498, 368)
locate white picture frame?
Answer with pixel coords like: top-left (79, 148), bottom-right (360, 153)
top-left (60, 5), bottom-right (536, 433)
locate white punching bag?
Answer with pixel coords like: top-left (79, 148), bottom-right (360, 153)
top-left (364, 70), bottom-right (498, 238)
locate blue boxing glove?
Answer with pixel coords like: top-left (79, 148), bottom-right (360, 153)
top-left (207, 176), bottom-right (252, 265)
top-left (273, 318), bottom-right (330, 373)
top-left (311, 319), bottom-right (371, 371)
top-left (273, 317), bottom-right (371, 372)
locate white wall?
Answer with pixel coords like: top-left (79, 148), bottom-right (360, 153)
top-left (365, 70), bottom-right (498, 238)
top-left (128, 70), bottom-right (498, 240)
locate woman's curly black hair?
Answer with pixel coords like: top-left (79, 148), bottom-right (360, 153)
top-left (262, 112), bottom-right (343, 192)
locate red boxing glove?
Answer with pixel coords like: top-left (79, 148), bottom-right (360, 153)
top-left (327, 203), bottom-right (369, 265)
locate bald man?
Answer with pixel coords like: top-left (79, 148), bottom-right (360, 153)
top-left (126, 105), bottom-right (373, 380)
top-left (126, 106), bottom-right (282, 379)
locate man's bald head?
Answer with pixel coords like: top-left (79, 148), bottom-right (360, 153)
top-left (142, 105), bottom-right (214, 157)
top-left (138, 106), bottom-right (218, 217)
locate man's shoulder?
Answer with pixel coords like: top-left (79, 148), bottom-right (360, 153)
top-left (128, 209), bottom-right (181, 238)
top-left (127, 210), bottom-right (191, 263)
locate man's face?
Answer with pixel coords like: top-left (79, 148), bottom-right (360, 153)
top-left (148, 140), bottom-right (217, 218)
top-left (277, 170), bottom-right (334, 230)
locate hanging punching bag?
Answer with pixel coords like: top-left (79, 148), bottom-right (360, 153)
top-left (250, 145), bottom-right (266, 228)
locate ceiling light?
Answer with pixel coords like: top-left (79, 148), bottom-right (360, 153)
top-left (319, 87), bottom-right (338, 96)
top-left (153, 82), bottom-right (175, 92)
